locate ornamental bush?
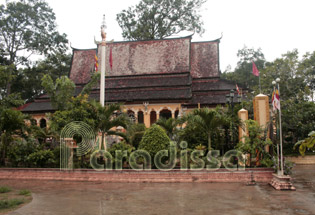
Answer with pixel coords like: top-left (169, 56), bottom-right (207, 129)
top-left (27, 150), bottom-right (55, 168)
top-left (138, 124), bottom-right (171, 159)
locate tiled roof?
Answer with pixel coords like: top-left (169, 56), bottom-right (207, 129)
top-left (20, 36), bottom-right (244, 113)
top-left (190, 41), bottom-right (220, 78)
top-left (21, 100), bottom-right (53, 113)
top-left (90, 86), bottom-right (191, 103)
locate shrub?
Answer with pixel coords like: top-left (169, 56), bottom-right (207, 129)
top-left (7, 138), bottom-right (40, 167)
top-left (19, 190), bottom-right (31, 196)
top-left (0, 186), bottom-right (11, 193)
top-left (27, 150), bottom-right (55, 168)
top-left (108, 141), bottom-right (134, 168)
top-left (138, 124), bottom-right (171, 159)
top-left (0, 199), bottom-right (24, 209)
top-left (178, 123), bottom-right (207, 149)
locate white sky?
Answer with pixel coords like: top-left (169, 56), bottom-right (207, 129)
top-left (2, 0), bottom-right (315, 71)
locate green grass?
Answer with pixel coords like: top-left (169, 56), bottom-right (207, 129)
top-left (19, 190), bottom-right (31, 196)
top-left (0, 186), bottom-right (11, 193)
top-left (0, 198), bottom-right (24, 210)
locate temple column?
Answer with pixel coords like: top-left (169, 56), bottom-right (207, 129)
top-left (172, 111), bottom-right (175, 119)
top-left (238, 108), bottom-right (248, 143)
top-left (253, 94), bottom-right (270, 153)
top-left (144, 112), bottom-right (150, 128)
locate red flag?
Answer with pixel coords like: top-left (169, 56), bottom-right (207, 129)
top-left (236, 84), bottom-right (240, 95)
top-left (252, 62), bottom-right (259, 77)
top-left (109, 46), bottom-right (113, 70)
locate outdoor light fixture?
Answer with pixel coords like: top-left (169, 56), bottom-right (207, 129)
top-left (225, 89), bottom-right (241, 111)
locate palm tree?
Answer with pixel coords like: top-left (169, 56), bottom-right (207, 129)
top-left (189, 107), bottom-right (226, 151)
top-left (93, 102), bottom-right (130, 151)
top-left (156, 117), bottom-right (179, 140)
top-left (126, 123), bottom-right (146, 148)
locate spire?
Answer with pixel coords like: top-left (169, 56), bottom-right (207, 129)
top-left (101, 14), bottom-right (106, 41)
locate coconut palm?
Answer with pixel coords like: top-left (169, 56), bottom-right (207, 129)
top-left (189, 107), bottom-right (226, 151)
top-left (93, 102), bottom-right (130, 151)
top-left (155, 117), bottom-right (179, 140)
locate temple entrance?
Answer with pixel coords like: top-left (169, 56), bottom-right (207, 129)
top-left (159, 109), bottom-right (172, 119)
top-left (40, 118), bottom-right (47, 128)
top-left (150, 111), bottom-right (157, 125)
top-left (138, 111), bottom-right (144, 124)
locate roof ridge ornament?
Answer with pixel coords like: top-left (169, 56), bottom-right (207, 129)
top-left (101, 14), bottom-right (106, 42)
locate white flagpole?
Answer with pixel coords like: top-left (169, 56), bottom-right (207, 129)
top-left (100, 15), bottom-right (106, 107)
top-left (276, 78), bottom-right (284, 175)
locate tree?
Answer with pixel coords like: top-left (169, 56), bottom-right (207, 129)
top-left (0, 108), bottom-right (26, 165)
top-left (116, 0), bottom-right (207, 40)
top-left (93, 103), bottom-right (130, 151)
top-left (236, 120), bottom-right (272, 167)
top-left (222, 46), bottom-right (266, 90)
top-left (49, 94), bottom-right (99, 133)
top-left (126, 123), bottom-right (146, 149)
top-left (0, 0), bottom-right (68, 65)
top-left (41, 74), bottom-right (75, 111)
top-left (156, 117), bottom-right (179, 140)
top-left (9, 50), bottom-right (72, 102)
top-left (189, 107), bottom-right (226, 151)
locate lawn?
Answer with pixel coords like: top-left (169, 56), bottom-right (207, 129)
top-left (0, 186), bottom-right (32, 214)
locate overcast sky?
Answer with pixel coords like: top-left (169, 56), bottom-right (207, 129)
top-left (2, 0), bottom-right (315, 71)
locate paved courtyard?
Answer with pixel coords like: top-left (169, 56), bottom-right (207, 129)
top-left (1, 165), bottom-right (315, 215)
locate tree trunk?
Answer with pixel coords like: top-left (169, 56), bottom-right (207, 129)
top-left (208, 133), bottom-right (211, 151)
top-left (101, 132), bottom-right (105, 151)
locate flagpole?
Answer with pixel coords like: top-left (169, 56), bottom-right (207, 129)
top-left (100, 15), bottom-right (106, 107)
top-left (276, 78), bottom-right (284, 175)
top-left (259, 75), bottom-right (261, 94)
top-left (272, 84), bottom-right (280, 174)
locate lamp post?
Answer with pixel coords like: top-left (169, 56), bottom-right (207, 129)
top-left (225, 89), bottom-right (241, 112)
top-left (225, 89), bottom-right (242, 145)
top-left (272, 78), bottom-right (284, 175)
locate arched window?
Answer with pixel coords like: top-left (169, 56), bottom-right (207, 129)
top-left (40, 118), bottom-right (47, 128)
top-left (159, 109), bottom-right (172, 119)
top-left (150, 111), bottom-right (157, 125)
top-left (175, 110), bottom-right (179, 118)
top-left (127, 110), bottom-right (136, 122)
top-left (30, 119), bottom-right (37, 126)
top-left (138, 111), bottom-right (144, 124)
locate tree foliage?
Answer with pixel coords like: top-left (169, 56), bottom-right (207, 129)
top-left (92, 102), bottom-right (130, 150)
top-left (188, 107), bottom-right (226, 151)
top-left (236, 120), bottom-right (272, 167)
top-left (138, 124), bottom-right (170, 158)
top-left (294, 131), bottom-right (315, 156)
top-left (116, 0), bottom-right (206, 40)
top-left (41, 74), bottom-right (75, 111)
top-left (222, 46), bottom-right (266, 90)
top-left (223, 47), bottom-right (315, 154)
top-left (0, 0), bottom-right (68, 65)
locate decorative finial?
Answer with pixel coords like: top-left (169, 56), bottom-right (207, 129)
top-left (101, 14), bottom-right (106, 30)
top-left (101, 14), bottom-right (106, 41)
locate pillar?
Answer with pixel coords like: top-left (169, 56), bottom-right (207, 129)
top-left (172, 111), bottom-right (175, 119)
top-left (144, 112), bottom-right (150, 128)
top-left (238, 108), bottom-right (248, 143)
top-left (253, 94), bottom-right (270, 152)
